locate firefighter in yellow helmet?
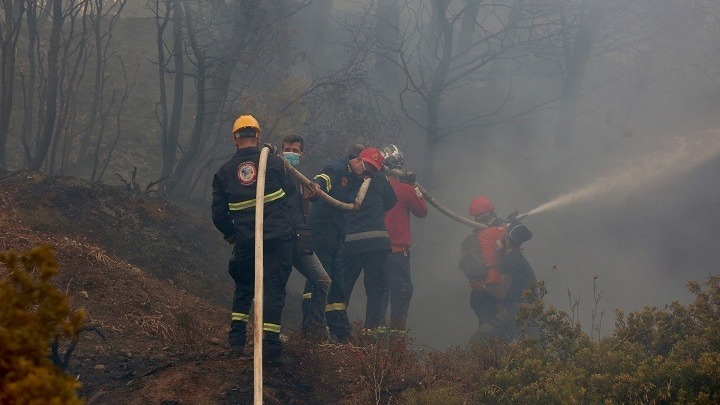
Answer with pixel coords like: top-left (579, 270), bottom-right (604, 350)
top-left (211, 114), bottom-right (295, 365)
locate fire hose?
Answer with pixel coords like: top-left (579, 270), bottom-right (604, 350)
top-left (384, 168), bottom-right (529, 229)
top-left (253, 150), bottom-right (370, 404)
top-left (253, 146), bottom-right (269, 405)
top-left (283, 159), bottom-right (370, 210)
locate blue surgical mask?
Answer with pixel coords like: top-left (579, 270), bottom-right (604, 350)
top-left (283, 151), bottom-right (301, 167)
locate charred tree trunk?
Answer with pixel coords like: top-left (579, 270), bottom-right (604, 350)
top-left (455, 0), bottom-right (481, 61)
top-left (422, 94), bottom-right (441, 185)
top-left (49, 2), bottom-right (86, 176)
top-left (58, 1), bottom-right (92, 175)
top-left (29, 0), bottom-right (62, 171)
top-left (310, 0), bottom-right (332, 68)
top-left (166, 1), bottom-right (206, 197)
top-left (554, 0), bottom-right (607, 149)
top-left (161, 0), bottom-right (184, 180)
top-left (421, 3), bottom-right (453, 184)
top-left (20, 0), bottom-right (39, 167)
top-left (160, 0), bottom-right (185, 180)
top-left (75, 0), bottom-right (106, 169)
top-left (0, 0), bottom-right (25, 170)
top-left (154, 0), bottom-right (170, 146)
top-left (372, 0), bottom-right (400, 88)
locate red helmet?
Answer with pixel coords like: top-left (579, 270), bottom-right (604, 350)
top-left (359, 147), bottom-right (384, 170)
top-left (469, 195), bottom-right (494, 217)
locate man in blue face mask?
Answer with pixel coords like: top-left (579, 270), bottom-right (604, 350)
top-left (280, 135), bottom-right (333, 341)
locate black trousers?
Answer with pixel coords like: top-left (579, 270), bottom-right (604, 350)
top-left (380, 250), bottom-right (413, 331)
top-left (470, 289), bottom-right (497, 326)
top-left (228, 237), bottom-right (292, 358)
top-left (470, 289), bottom-right (520, 341)
top-left (343, 250), bottom-right (388, 329)
top-left (313, 244), bottom-right (352, 341)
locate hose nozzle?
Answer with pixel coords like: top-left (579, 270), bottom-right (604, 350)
top-left (515, 212), bottom-right (530, 221)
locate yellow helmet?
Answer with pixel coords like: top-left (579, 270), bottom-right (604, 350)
top-left (232, 114), bottom-right (262, 137)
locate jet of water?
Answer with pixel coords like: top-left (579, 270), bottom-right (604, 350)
top-left (525, 130), bottom-right (720, 217)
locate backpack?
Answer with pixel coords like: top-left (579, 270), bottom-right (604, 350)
top-left (458, 231), bottom-right (488, 280)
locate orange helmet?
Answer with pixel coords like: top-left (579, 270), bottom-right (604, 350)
top-left (469, 195), bottom-right (494, 217)
top-left (232, 115), bottom-right (262, 137)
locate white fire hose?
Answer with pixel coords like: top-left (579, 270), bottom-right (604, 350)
top-left (253, 146), bottom-right (269, 405)
top-left (384, 167), bottom-right (529, 229)
top-left (283, 159), bottom-right (370, 210)
top-left (252, 150), bottom-right (372, 404)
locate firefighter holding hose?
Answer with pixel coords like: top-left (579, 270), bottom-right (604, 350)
top-left (307, 144), bottom-right (367, 343)
top-left (211, 114), bottom-right (295, 364)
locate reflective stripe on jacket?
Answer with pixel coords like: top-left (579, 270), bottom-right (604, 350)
top-left (211, 146), bottom-right (295, 241)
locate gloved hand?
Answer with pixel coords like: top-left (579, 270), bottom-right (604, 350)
top-left (399, 170), bottom-right (416, 184)
top-left (302, 183), bottom-right (319, 199)
top-left (223, 234), bottom-right (236, 245)
top-left (262, 143), bottom-right (278, 155)
top-left (413, 185), bottom-right (423, 199)
top-left (504, 210), bottom-right (520, 223)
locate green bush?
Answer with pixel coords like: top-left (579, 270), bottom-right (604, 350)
top-left (475, 276), bottom-right (720, 404)
top-left (0, 246), bottom-right (86, 405)
top-left (402, 387), bottom-right (467, 405)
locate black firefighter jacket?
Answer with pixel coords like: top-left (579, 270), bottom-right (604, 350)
top-left (308, 157), bottom-right (363, 252)
top-left (343, 171), bottom-right (397, 255)
top-left (212, 146), bottom-right (295, 241)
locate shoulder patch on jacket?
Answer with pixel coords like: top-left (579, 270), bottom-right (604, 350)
top-left (237, 161), bottom-right (257, 185)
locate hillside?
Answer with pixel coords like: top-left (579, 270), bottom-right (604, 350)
top-left (0, 172), bottom-right (352, 404)
top-left (2, 172), bottom-right (720, 404)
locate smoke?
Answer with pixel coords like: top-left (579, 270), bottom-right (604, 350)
top-left (526, 131), bottom-right (720, 217)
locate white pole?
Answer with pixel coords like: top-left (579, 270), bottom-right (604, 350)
top-left (253, 146), bottom-right (270, 405)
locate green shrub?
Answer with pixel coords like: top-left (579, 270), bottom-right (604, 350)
top-left (0, 246), bottom-right (86, 405)
top-left (476, 276), bottom-right (720, 404)
top-left (402, 387), bottom-right (467, 405)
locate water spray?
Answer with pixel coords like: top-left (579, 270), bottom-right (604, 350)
top-left (520, 130), bottom-right (720, 218)
top-left (386, 129), bottom-right (720, 228)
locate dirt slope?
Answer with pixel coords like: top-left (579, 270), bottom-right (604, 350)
top-left (0, 172), bottom-right (336, 404)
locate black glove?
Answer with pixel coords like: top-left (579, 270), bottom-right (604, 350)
top-left (399, 170), bottom-right (416, 184)
top-left (262, 143), bottom-right (278, 155)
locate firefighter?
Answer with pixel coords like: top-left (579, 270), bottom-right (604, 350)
top-left (280, 135), bottom-right (332, 340)
top-left (342, 147), bottom-right (397, 335)
top-left (211, 114), bottom-right (295, 363)
top-left (379, 145), bottom-right (427, 334)
top-left (307, 144), bottom-right (366, 343)
top-left (463, 195), bottom-right (508, 294)
top-left (471, 222), bottom-right (535, 342)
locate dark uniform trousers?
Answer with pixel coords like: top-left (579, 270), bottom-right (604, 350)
top-left (312, 244), bottom-right (352, 341)
top-left (343, 250), bottom-right (388, 329)
top-left (380, 250), bottom-right (413, 331)
top-left (228, 237), bottom-right (292, 358)
top-left (470, 289), bottom-right (498, 327)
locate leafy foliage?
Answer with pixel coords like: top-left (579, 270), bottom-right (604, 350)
top-left (475, 277), bottom-right (720, 404)
top-left (0, 246), bottom-right (86, 405)
top-left (384, 277), bottom-right (720, 405)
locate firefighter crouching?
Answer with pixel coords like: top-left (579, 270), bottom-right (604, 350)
top-left (459, 195), bottom-right (536, 342)
top-left (211, 114), bottom-right (295, 363)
